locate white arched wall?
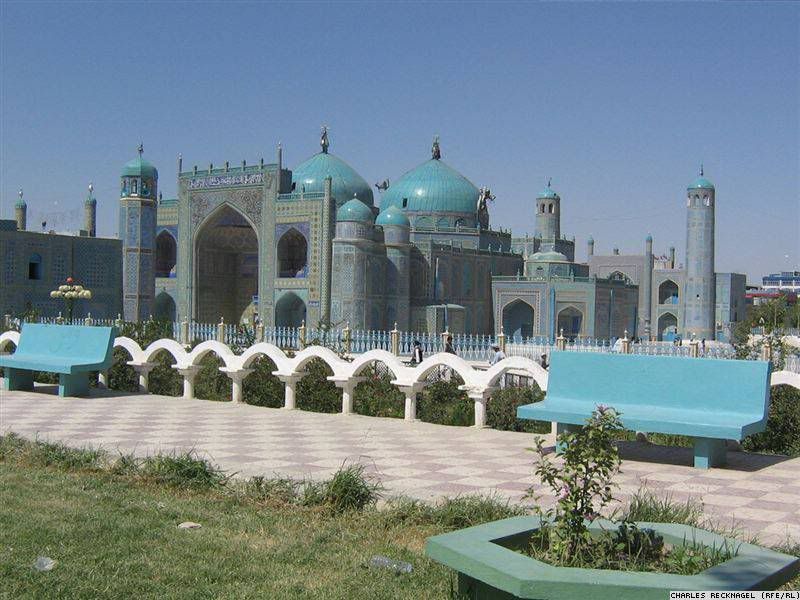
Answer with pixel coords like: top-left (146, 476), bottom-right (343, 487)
top-left (4, 330), bottom-right (798, 427)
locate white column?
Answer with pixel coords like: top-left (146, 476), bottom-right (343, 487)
top-left (131, 363), bottom-right (156, 393)
top-left (98, 370), bottom-right (108, 388)
top-left (175, 366), bottom-right (201, 400)
top-left (336, 380), bottom-right (357, 414)
top-left (468, 390), bottom-right (492, 428)
top-left (278, 375), bottom-right (301, 410)
top-left (225, 369), bottom-right (253, 403)
top-left (399, 384), bottom-right (423, 421)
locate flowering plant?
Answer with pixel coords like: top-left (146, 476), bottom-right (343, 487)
top-left (528, 405), bottom-right (623, 560)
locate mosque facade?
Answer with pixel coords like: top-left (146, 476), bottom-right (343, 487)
top-left (2, 128), bottom-right (737, 342)
top-left (1, 131), bottom-right (744, 341)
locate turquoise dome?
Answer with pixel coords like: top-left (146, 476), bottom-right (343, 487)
top-left (292, 152), bottom-right (374, 208)
top-left (336, 196), bottom-right (374, 223)
top-left (532, 250), bottom-right (568, 262)
top-left (376, 205), bottom-right (410, 228)
top-left (688, 176), bottom-right (714, 190)
top-left (381, 158), bottom-right (479, 216)
top-left (121, 154), bottom-right (158, 179)
top-left (538, 185), bottom-right (559, 199)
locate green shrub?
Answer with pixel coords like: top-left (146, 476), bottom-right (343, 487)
top-left (296, 359), bottom-right (341, 413)
top-left (107, 347), bottom-right (138, 392)
top-left (620, 489), bottom-right (703, 526)
top-left (193, 354), bottom-right (231, 402)
top-left (417, 380), bottom-right (472, 426)
top-left (318, 463), bottom-right (382, 513)
top-left (147, 351), bottom-right (183, 397)
top-left (242, 356), bottom-right (284, 408)
top-left (138, 451), bottom-right (227, 490)
top-left (354, 366), bottom-right (405, 418)
top-left (486, 385), bottom-right (549, 433)
top-left (742, 385), bottom-right (800, 456)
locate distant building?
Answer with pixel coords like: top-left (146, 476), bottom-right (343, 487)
top-left (0, 209), bottom-right (122, 319)
top-left (762, 271), bottom-right (800, 293)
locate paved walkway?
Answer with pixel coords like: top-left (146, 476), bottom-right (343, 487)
top-left (2, 386), bottom-right (799, 546)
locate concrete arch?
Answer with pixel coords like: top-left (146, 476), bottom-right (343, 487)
top-left (347, 350), bottom-right (407, 380)
top-left (113, 337), bottom-right (144, 362)
top-left (408, 353), bottom-right (477, 387)
top-left (143, 339), bottom-right (189, 367)
top-left (483, 356), bottom-right (549, 391)
top-left (290, 346), bottom-right (347, 377)
top-left (658, 279), bottom-right (680, 304)
top-left (187, 340), bottom-right (237, 369)
top-left (771, 371), bottom-right (800, 390)
top-left (0, 330), bottom-right (20, 353)
top-left (239, 343), bottom-right (291, 373)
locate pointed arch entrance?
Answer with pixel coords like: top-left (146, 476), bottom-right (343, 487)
top-left (502, 299), bottom-right (535, 341)
top-left (557, 306), bottom-right (583, 339)
top-left (275, 292), bottom-right (306, 328)
top-left (658, 312), bottom-right (678, 341)
top-left (194, 204), bottom-right (258, 324)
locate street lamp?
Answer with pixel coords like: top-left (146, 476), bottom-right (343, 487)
top-left (50, 276), bottom-right (92, 322)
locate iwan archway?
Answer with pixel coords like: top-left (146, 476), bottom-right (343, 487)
top-left (194, 204), bottom-right (258, 324)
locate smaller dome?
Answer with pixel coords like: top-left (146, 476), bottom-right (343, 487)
top-left (531, 250), bottom-right (568, 262)
top-left (15, 189), bottom-right (25, 208)
top-left (538, 184), bottom-right (559, 199)
top-left (336, 195), bottom-right (374, 223)
top-left (122, 147), bottom-right (158, 179)
top-left (646, 234), bottom-right (653, 242)
top-left (376, 205), bottom-right (410, 228)
top-left (688, 176), bottom-right (714, 190)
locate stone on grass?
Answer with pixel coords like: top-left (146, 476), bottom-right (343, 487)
top-left (33, 556), bottom-right (56, 572)
top-left (177, 521), bottom-right (202, 529)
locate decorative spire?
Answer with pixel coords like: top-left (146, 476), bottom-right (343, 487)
top-left (700, 163), bottom-right (704, 177)
top-left (547, 177), bottom-right (551, 188)
top-left (431, 135), bottom-right (441, 160)
top-left (137, 142), bottom-right (144, 156)
top-left (18, 188), bottom-right (23, 201)
top-left (88, 182), bottom-right (94, 194)
top-left (320, 126), bottom-right (329, 154)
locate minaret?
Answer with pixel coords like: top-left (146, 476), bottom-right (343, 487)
top-left (84, 182), bottom-right (97, 237)
top-left (642, 234), bottom-right (653, 340)
top-left (535, 179), bottom-right (560, 250)
top-left (15, 188), bottom-right (26, 231)
top-left (587, 236), bottom-right (595, 257)
top-left (683, 166), bottom-right (716, 340)
top-left (119, 144), bottom-right (158, 321)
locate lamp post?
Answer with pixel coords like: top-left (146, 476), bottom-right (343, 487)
top-left (50, 276), bottom-right (92, 322)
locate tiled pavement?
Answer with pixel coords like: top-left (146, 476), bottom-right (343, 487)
top-left (2, 386), bottom-right (799, 545)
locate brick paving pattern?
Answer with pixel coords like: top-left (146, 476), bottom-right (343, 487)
top-left (2, 386), bottom-right (798, 545)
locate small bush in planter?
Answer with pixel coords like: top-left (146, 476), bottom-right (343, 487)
top-left (527, 406), bottom-right (734, 574)
top-left (487, 386), bottom-right (549, 433)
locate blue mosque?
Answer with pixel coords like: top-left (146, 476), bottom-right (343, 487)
top-left (2, 130), bottom-right (746, 342)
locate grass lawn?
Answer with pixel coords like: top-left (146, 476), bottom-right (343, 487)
top-left (0, 460), bottom-right (463, 598)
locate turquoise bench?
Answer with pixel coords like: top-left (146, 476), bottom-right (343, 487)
top-left (517, 351), bottom-right (771, 469)
top-left (0, 323), bottom-right (115, 397)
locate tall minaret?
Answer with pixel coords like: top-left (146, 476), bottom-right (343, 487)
top-left (84, 182), bottom-right (97, 237)
top-left (15, 188), bottom-right (27, 231)
top-left (119, 144), bottom-right (158, 321)
top-left (642, 234), bottom-right (653, 340)
top-left (535, 179), bottom-right (561, 250)
top-left (683, 166), bottom-right (716, 340)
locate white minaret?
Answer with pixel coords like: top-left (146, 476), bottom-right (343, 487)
top-left (683, 166), bottom-right (716, 340)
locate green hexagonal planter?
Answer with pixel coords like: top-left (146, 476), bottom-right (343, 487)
top-left (425, 516), bottom-right (800, 599)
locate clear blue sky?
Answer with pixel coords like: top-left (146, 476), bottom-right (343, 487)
top-left (1, 1), bottom-right (797, 283)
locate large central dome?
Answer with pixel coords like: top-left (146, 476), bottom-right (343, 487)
top-left (380, 139), bottom-right (479, 225)
top-left (291, 131), bottom-right (373, 209)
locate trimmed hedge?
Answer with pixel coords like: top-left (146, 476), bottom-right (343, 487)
top-left (295, 358), bottom-right (340, 413)
top-left (743, 385), bottom-right (800, 456)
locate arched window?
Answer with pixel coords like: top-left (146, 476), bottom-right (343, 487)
top-left (131, 179), bottom-right (138, 194)
top-left (502, 299), bottom-right (535, 341)
top-left (557, 306), bottom-right (583, 339)
top-left (28, 253), bottom-right (42, 280)
top-left (548, 203), bottom-right (554, 213)
top-left (155, 231), bottom-right (177, 278)
top-left (277, 228), bottom-right (308, 278)
top-left (658, 280), bottom-right (679, 304)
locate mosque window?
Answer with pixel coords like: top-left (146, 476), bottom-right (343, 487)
top-left (155, 231), bottom-right (177, 278)
top-left (131, 179), bottom-right (138, 194)
top-left (28, 253), bottom-right (42, 280)
top-left (548, 204), bottom-right (554, 213)
top-left (277, 228), bottom-right (308, 278)
top-left (402, 198), bottom-right (408, 208)
top-left (703, 195), bottom-right (711, 207)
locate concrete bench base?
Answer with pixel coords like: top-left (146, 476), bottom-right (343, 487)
top-left (3, 368), bottom-right (90, 398)
top-left (555, 422), bottom-right (728, 469)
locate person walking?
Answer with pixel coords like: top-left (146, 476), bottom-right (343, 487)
top-left (540, 353), bottom-right (549, 370)
top-left (411, 340), bottom-right (423, 365)
top-left (444, 335), bottom-right (456, 355)
top-left (489, 344), bottom-right (506, 365)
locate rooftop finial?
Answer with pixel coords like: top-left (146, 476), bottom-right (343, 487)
top-left (431, 135), bottom-right (441, 160)
top-left (547, 177), bottom-right (551, 188)
top-left (137, 142), bottom-right (144, 156)
top-left (700, 162), bottom-right (704, 177)
top-left (18, 188), bottom-right (23, 200)
top-left (320, 125), bottom-right (329, 153)
top-left (88, 182), bottom-right (94, 194)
